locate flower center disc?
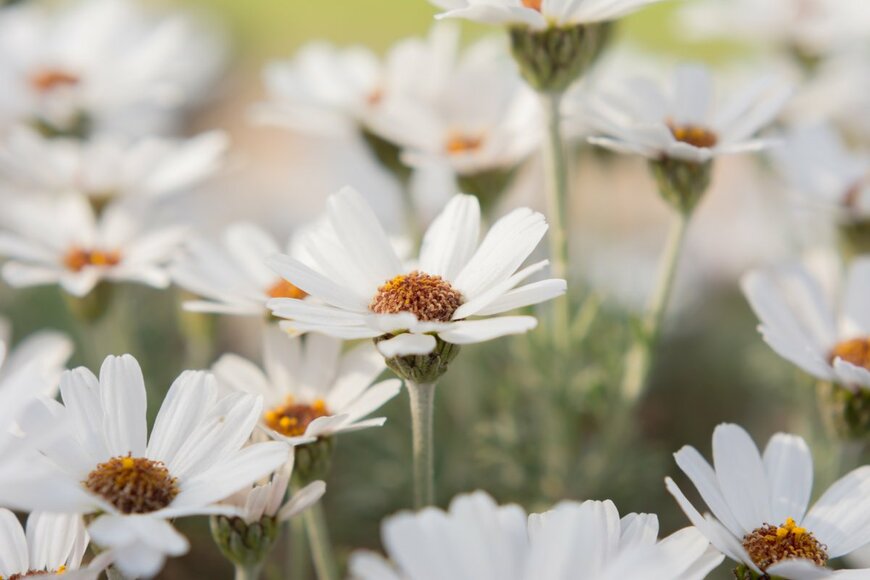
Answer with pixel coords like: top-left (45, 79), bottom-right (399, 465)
top-left (830, 338), bottom-right (870, 371)
top-left (267, 278), bottom-right (308, 300)
top-left (63, 247), bottom-right (122, 272)
top-left (264, 398), bottom-right (329, 437)
top-left (84, 455), bottom-right (179, 514)
top-left (742, 518), bottom-right (827, 571)
top-left (445, 133), bottom-right (484, 155)
top-left (7, 566), bottom-right (67, 580)
top-left (667, 122), bottom-right (718, 149)
top-left (30, 69), bottom-right (80, 93)
top-left (521, 0), bottom-right (542, 11)
top-left (370, 271), bottom-right (463, 322)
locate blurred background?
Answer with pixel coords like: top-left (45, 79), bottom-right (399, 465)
top-left (1, 0), bottom-right (864, 578)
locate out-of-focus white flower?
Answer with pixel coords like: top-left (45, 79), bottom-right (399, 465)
top-left (0, 126), bottom-right (228, 209)
top-left (267, 188), bottom-right (566, 358)
top-left (667, 423), bottom-right (870, 578)
top-left (587, 64), bottom-right (790, 164)
top-left (0, 195), bottom-right (187, 297)
top-left (742, 256), bottom-right (870, 392)
top-left (679, 0), bottom-right (870, 59)
top-left (0, 510), bottom-right (111, 580)
top-left (172, 222), bottom-right (314, 318)
top-left (14, 354), bottom-right (291, 578)
top-left (0, 0), bottom-right (225, 137)
top-left (213, 326), bottom-right (398, 445)
top-left (771, 124), bottom-right (870, 221)
top-left (349, 490), bottom-right (723, 580)
top-left (253, 24), bottom-right (459, 138)
top-left (431, 0), bottom-right (668, 30)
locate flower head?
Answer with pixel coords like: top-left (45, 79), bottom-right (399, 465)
top-left (267, 188), bottom-right (566, 362)
top-left (213, 326), bottom-right (399, 444)
top-left (667, 423), bottom-right (870, 578)
top-left (587, 64), bottom-right (790, 164)
top-left (15, 354), bottom-right (291, 578)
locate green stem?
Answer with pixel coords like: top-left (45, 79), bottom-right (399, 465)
top-left (407, 381), bottom-right (436, 508)
top-left (304, 501), bottom-right (338, 580)
top-left (235, 564), bottom-right (263, 580)
top-left (288, 515), bottom-right (309, 580)
top-left (540, 91), bottom-right (571, 350)
top-left (621, 211), bottom-right (690, 402)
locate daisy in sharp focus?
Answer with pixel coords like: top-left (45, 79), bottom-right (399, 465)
top-left (430, 0), bottom-right (669, 30)
top-left (14, 354), bottom-right (291, 578)
top-left (741, 256), bottom-right (870, 391)
top-left (267, 187), bottom-right (567, 359)
top-left (666, 423), bottom-right (870, 578)
top-left (171, 222), bottom-right (313, 318)
top-left (349, 490), bottom-right (723, 580)
top-left (0, 194), bottom-right (186, 298)
top-left (213, 326), bottom-right (399, 445)
top-left (587, 63), bottom-right (791, 164)
top-left (0, 126), bottom-right (228, 211)
top-left (0, 509), bottom-right (112, 580)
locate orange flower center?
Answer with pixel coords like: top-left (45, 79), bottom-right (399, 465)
top-left (445, 133), bottom-right (484, 155)
top-left (30, 69), bottom-right (80, 93)
top-left (264, 397), bottom-right (329, 437)
top-left (522, 0), bottom-right (543, 11)
top-left (267, 279), bottom-right (308, 300)
top-left (830, 338), bottom-right (870, 371)
top-left (63, 248), bottom-right (122, 272)
top-left (742, 518), bottom-right (827, 571)
top-left (667, 122), bottom-right (719, 149)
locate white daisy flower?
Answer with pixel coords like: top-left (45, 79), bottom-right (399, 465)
top-left (213, 326), bottom-right (399, 444)
top-left (0, 0), bottom-right (224, 137)
top-left (430, 0), bottom-right (668, 30)
top-left (253, 24), bottom-right (458, 138)
top-left (679, 0), bottom-right (870, 60)
top-left (349, 490), bottom-right (723, 580)
top-left (267, 188), bottom-right (567, 358)
top-left (587, 64), bottom-right (790, 164)
top-left (0, 126), bottom-right (229, 210)
top-left (771, 124), bottom-right (870, 221)
top-left (741, 256), bottom-right (870, 391)
top-left (0, 509), bottom-right (111, 580)
top-left (171, 222), bottom-right (313, 318)
top-left (666, 423), bottom-right (870, 578)
top-left (15, 354), bottom-right (291, 578)
top-left (0, 194), bottom-right (187, 298)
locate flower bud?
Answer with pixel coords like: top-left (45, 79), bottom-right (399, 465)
top-left (210, 513), bottom-right (279, 572)
top-left (817, 381), bottom-right (870, 441)
top-left (294, 436), bottom-right (336, 483)
top-left (648, 158), bottom-right (713, 215)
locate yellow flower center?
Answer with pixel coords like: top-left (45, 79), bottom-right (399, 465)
top-left (63, 247), bottom-right (122, 272)
top-left (264, 397), bottom-right (329, 437)
top-left (369, 271), bottom-right (463, 323)
top-left (84, 455), bottom-right (179, 514)
top-left (267, 278), bottom-right (308, 300)
top-left (742, 518), bottom-right (827, 571)
top-left (522, 0), bottom-right (542, 11)
top-left (667, 122), bottom-right (719, 149)
top-left (830, 338), bottom-right (870, 371)
top-left (30, 69), bottom-right (80, 93)
top-left (445, 133), bottom-right (484, 155)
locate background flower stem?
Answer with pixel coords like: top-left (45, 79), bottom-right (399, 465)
top-left (235, 564), bottom-right (262, 580)
top-left (540, 91), bottom-right (570, 350)
top-left (621, 211), bottom-right (690, 401)
top-left (407, 380), bottom-right (437, 508)
top-left (303, 500), bottom-right (339, 580)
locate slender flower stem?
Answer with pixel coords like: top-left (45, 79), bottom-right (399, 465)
top-left (235, 565), bottom-right (263, 580)
top-left (304, 501), bottom-right (339, 580)
top-left (621, 211), bottom-right (690, 402)
top-left (288, 516), bottom-right (309, 580)
top-left (406, 381), bottom-right (437, 508)
top-left (540, 91), bottom-right (571, 350)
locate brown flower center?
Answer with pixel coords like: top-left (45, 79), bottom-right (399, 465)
top-left (30, 69), bottom-right (80, 93)
top-left (830, 338), bottom-right (870, 370)
top-left (6, 567), bottom-right (67, 580)
top-left (446, 133), bottom-right (484, 155)
top-left (667, 122), bottom-right (718, 149)
top-left (264, 397), bottom-right (329, 437)
top-left (522, 0), bottom-right (542, 11)
top-left (84, 455), bottom-right (179, 514)
top-left (370, 271), bottom-right (463, 322)
top-left (267, 279), bottom-right (308, 300)
top-left (742, 518), bottom-right (827, 571)
top-left (63, 247), bottom-right (122, 272)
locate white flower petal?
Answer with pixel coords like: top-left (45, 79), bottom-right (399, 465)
top-left (376, 334), bottom-right (437, 357)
